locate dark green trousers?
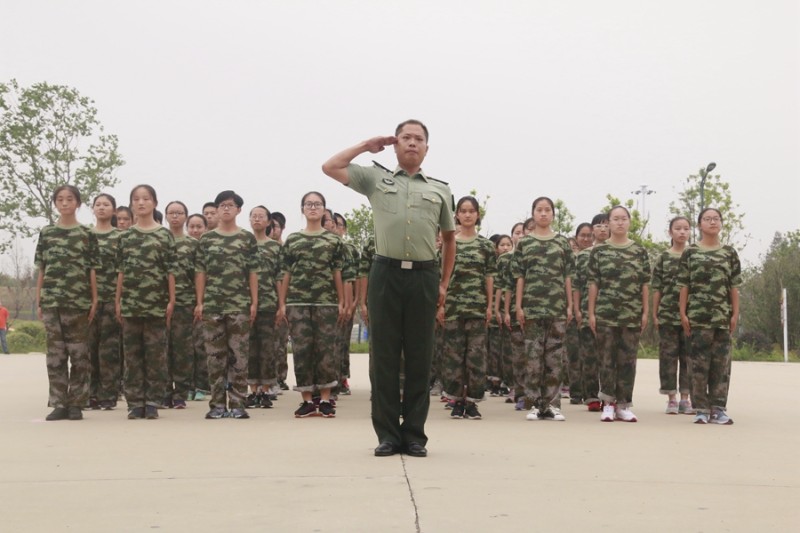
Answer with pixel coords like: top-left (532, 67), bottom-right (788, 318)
top-left (368, 261), bottom-right (438, 447)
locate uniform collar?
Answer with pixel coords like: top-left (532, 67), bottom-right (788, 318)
top-left (393, 166), bottom-right (429, 182)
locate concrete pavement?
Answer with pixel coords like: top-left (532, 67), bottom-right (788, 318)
top-left (0, 353), bottom-right (798, 532)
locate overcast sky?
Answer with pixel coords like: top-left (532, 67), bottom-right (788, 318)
top-left (2, 0), bottom-right (798, 267)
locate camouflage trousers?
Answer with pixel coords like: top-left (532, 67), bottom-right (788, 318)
top-left (522, 318), bottom-right (566, 410)
top-left (122, 316), bottom-right (169, 408)
top-left (248, 311), bottom-right (278, 386)
top-left (335, 315), bottom-right (354, 380)
top-left (441, 318), bottom-right (487, 402)
top-left (203, 313), bottom-right (250, 409)
top-left (88, 301), bottom-right (120, 403)
top-left (486, 325), bottom-right (502, 381)
top-left (430, 324), bottom-right (445, 384)
top-left (595, 326), bottom-right (639, 408)
top-left (275, 320), bottom-right (289, 382)
top-left (167, 306), bottom-right (194, 401)
top-left (658, 325), bottom-right (691, 395)
top-left (192, 320), bottom-right (210, 391)
top-left (42, 308), bottom-right (91, 408)
top-left (579, 326), bottom-right (600, 403)
top-left (506, 325), bottom-right (526, 399)
top-left (688, 328), bottom-right (732, 414)
top-left (564, 320), bottom-right (581, 399)
top-left (287, 305), bottom-right (339, 392)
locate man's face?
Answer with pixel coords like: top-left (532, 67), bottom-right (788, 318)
top-left (394, 124), bottom-right (428, 169)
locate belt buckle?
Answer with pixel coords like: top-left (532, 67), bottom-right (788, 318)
top-left (400, 260), bottom-right (413, 270)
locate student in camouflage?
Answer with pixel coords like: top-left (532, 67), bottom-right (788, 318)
top-left (88, 193), bottom-right (122, 411)
top-left (489, 234), bottom-right (513, 398)
top-left (36, 185), bottom-right (99, 421)
top-left (502, 224), bottom-right (527, 408)
top-left (566, 222), bottom-right (593, 406)
top-left (678, 208), bottom-right (741, 425)
top-left (186, 213), bottom-right (211, 400)
top-left (163, 201), bottom-right (196, 409)
top-left (512, 197), bottom-right (574, 422)
top-left (439, 197), bottom-right (496, 420)
top-left (116, 185), bottom-right (177, 420)
top-left (247, 205), bottom-right (281, 409)
top-left (277, 191), bottom-right (345, 419)
top-left (270, 212), bottom-right (290, 391)
top-left (195, 191), bottom-right (259, 420)
top-left (652, 216), bottom-right (694, 415)
top-left (588, 206), bottom-right (650, 423)
top-left (333, 213), bottom-right (359, 395)
top-left (573, 214), bottom-right (609, 412)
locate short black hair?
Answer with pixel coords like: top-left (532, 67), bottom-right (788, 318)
top-left (272, 212), bottom-right (286, 228)
top-left (214, 190), bottom-right (244, 208)
top-left (395, 119), bottom-right (429, 142)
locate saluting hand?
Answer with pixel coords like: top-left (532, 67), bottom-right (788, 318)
top-left (364, 136), bottom-right (397, 153)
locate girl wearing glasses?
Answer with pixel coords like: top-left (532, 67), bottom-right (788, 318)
top-left (587, 206), bottom-right (650, 423)
top-left (278, 192), bottom-right (345, 418)
top-left (678, 208), bottom-right (741, 425)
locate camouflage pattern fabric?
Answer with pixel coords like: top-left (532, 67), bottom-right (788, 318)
top-left (192, 321), bottom-right (210, 391)
top-left (282, 230), bottom-right (344, 305)
top-left (564, 319), bottom-right (581, 400)
top-left (495, 253), bottom-right (519, 324)
top-left (441, 318), bottom-right (487, 402)
top-left (255, 238), bottom-right (282, 312)
top-left (42, 308), bottom-right (91, 408)
top-left (688, 328), bottom-right (731, 413)
top-left (522, 318), bottom-right (566, 410)
top-left (88, 301), bottom-right (121, 402)
top-left (335, 315), bottom-right (354, 381)
top-left (122, 316), bottom-right (169, 408)
top-left (35, 224), bottom-right (100, 310)
top-left (431, 323), bottom-right (445, 384)
top-left (167, 305), bottom-right (194, 401)
top-left (579, 326), bottom-right (600, 402)
top-left (443, 235), bottom-right (496, 319)
top-left (248, 311), bottom-right (278, 385)
top-left (275, 319), bottom-right (289, 382)
top-left (117, 226), bottom-right (178, 317)
top-left (195, 229), bottom-right (260, 315)
top-left (572, 248), bottom-right (591, 317)
top-left (511, 234), bottom-right (575, 319)
top-left (499, 327), bottom-right (512, 386)
top-left (359, 236), bottom-right (375, 279)
top-left (658, 324), bottom-right (690, 395)
top-left (486, 324), bottom-right (502, 381)
top-left (677, 244), bottom-right (742, 329)
top-left (342, 241), bottom-right (360, 283)
top-left (287, 305), bottom-right (339, 391)
top-left (203, 313), bottom-right (250, 409)
top-left (588, 241), bottom-right (650, 328)
top-left (92, 228), bottom-right (121, 302)
top-left (507, 325), bottom-right (526, 398)
top-left (173, 235), bottom-right (198, 307)
top-left (595, 325), bottom-right (639, 408)
top-left (651, 250), bottom-right (683, 326)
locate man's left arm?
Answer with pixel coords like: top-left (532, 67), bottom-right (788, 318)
top-left (438, 230), bottom-right (455, 308)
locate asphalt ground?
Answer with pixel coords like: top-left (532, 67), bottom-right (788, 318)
top-left (0, 353), bottom-right (797, 532)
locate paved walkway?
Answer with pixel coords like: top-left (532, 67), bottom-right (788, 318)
top-left (0, 354), bottom-right (797, 532)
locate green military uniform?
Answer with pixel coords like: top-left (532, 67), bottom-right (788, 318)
top-left (651, 250), bottom-right (690, 395)
top-left (88, 227), bottom-right (121, 405)
top-left (676, 244), bottom-right (741, 414)
top-left (347, 163), bottom-right (455, 448)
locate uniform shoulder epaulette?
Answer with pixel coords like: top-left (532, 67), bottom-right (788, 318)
top-left (371, 160), bottom-right (393, 174)
top-left (428, 176), bottom-right (449, 186)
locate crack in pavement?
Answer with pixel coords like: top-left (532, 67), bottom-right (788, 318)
top-left (401, 455), bottom-right (422, 533)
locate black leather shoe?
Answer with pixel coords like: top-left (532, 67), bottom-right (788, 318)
top-left (404, 442), bottom-right (427, 457)
top-left (374, 441), bottom-right (400, 457)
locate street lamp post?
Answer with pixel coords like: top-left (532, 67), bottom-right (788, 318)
top-left (698, 162), bottom-right (716, 214)
top-left (632, 184), bottom-right (655, 221)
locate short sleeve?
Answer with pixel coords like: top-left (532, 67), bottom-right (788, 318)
top-left (346, 164), bottom-right (378, 197)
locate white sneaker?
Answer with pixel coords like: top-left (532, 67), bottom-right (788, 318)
top-left (601, 404), bottom-right (615, 422)
top-left (525, 407), bottom-right (541, 420)
top-left (269, 384), bottom-right (283, 396)
top-left (615, 406), bottom-right (638, 422)
top-left (541, 405), bottom-right (565, 421)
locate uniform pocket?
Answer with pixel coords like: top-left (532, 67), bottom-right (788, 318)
top-left (375, 184), bottom-right (398, 214)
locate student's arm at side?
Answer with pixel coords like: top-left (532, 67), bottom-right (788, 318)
top-left (276, 273), bottom-right (290, 324)
top-left (640, 284), bottom-right (649, 333)
top-left (485, 276), bottom-right (494, 325)
top-left (572, 288), bottom-right (582, 327)
top-left (651, 291), bottom-right (662, 328)
top-left (36, 269), bottom-right (44, 320)
top-left (89, 269), bottom-right (98, 323)
top-left (248, 271), bottom-right (258, 324)
top-left (166, 273), bottom-right (176, 327)
top-left (678, 286), bottom-right (690, 336)
top-left (564, 277), bottom-right (573, 323)
top-left (514, 277), bottom-right (525, 331)
top-left (587, 283), bottom-right (598, 335)
top-left (115, 272), bottom-right (124, 324)
top-left (334, 270), bottom-right (345, 323)
top-left (730, 287), bottom-right (740, 332)
top-left (193, 272), bottom-right (206, 323)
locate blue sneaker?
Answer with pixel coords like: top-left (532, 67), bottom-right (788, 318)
top-left (694, 412), bottom-right (709, 424)
top-left (710, 409), bottom-right (734, 425)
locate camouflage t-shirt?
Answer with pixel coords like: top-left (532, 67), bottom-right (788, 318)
top-left (494, 251), bottom-right (517, 323)
top-left (116, 226), bottom-right (178, 317)
top-left (173, 235), bottom-right (198, 307)
top-left (588, 240), bottom-right (650, 328)
top-left (359, 236), bottom-right (375, 278)
top-left (676, 244), bottom-right (742, 329)
top-left (92, 227), bottom-right (121, 303)
top-left (651, 250), bottom-right (683, 326)
top-left (255, 238), bottom-right (282, 312)
top-left (572, 247), bottom-right (591, 317)
top-left (342, 240), bottom-right (360, 284)
top-left (195, 228), bottom-right (260, 315)
top-left (35, 224), bottom-right (100, 310)
top-left (444, 235), bottom-right (497, 319)
top-left (282, 230), bottom-right (344, 306)
top-left (511, 234), bottom-right (575, 319)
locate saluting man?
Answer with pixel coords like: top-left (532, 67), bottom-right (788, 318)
top-left (323, 119), bottom-right (456, 457)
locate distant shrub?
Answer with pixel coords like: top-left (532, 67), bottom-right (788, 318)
top-left (7, 331), bottom-right (44, 353)
top-left (736, 331), bottom-right (772, 354)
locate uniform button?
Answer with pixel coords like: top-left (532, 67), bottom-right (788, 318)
top-left (406, 253), bottom-right (410, 257)
top-left (406, 236), bottom-right (411, 240)
top-left (407, 220), bottom-right (411, 224)
top-left (407, 204), bottom-right (411, 208)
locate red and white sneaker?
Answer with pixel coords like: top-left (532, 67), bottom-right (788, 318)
top-left (615, 406), bottom-right (638, 422)
top-left (601, 404), bottom-right (615, 422)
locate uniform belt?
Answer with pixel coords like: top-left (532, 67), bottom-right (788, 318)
top-left (374, 255), bottom-right (438, 270)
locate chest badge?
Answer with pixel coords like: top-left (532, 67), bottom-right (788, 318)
top-left (382, 177), bottom-right (395, 185)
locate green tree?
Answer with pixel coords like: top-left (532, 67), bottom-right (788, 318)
top-left (668, 170), bottom-right (746, 246)
top-left (0, 79), bottom-right (124, 252)
top-left (467, 188), bottom-right (490, 229)
top-left (343, 203), bottom-right (374, 248)
top-left (598, 194), bottom-right (668, 262)
top-left (553, 198), bottom-right (575, 236)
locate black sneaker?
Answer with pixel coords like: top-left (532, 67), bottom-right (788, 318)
top-left (451, 401), bottom-right (465, 418)
top-left (319, 401), bottom-right (336, 418)
top-left (145, 406), bottom-right (159, 419)
top-left (258, 393), bottom-right (273, 409)
top-left (278, 380), bottom-right (290, 391)
top-left (245, 393), bottom-right (258, 408)
top-left (464, 402), bottom-right (482, 420)
top-left (127, 407), bottom-right (145, 419)
top-left (88, 397), bottom-right (100, 410)
top-left (230, 408), bottom-right (250, 419)
top-left (294, 401), bottom-right (317, 418)
top-left (46, 407), bottom-right (69, 421)
top-left (99, 400), bottom-right (116, 410)
top-left (68, 406), bottom-right (83, 420)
